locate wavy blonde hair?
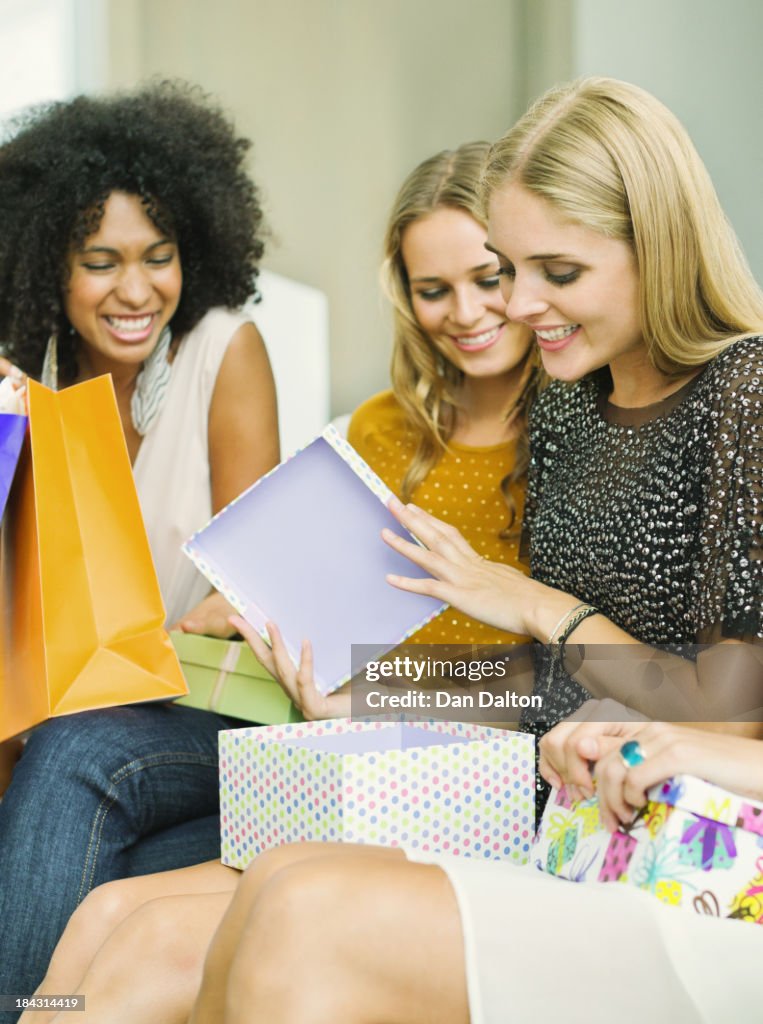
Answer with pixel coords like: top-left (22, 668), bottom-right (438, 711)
top-left (481, 77), bottom-right (763, 374)
top-left (383, 142), bottom-right (540, 532)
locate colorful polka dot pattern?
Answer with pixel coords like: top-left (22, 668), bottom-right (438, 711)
top-left (220, 718), bottom-right (535, 869)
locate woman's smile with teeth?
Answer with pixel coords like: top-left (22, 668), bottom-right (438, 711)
top-left (453, 324), bottom-right (504, 349)
top-left (105, 314), bottom-right (154, 332)
top-left (535, 324), bottom-right (580, 342)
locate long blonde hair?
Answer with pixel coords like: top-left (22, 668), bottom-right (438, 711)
top-left (481, 77), bottom-right (763, 374)
top-left (383, 143), bottom-right (540, 530)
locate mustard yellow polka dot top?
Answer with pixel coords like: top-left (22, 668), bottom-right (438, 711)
top-left (347, 390), bottom-right (530, 647)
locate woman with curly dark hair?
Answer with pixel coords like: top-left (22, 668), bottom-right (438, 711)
top-left (0, 81), bottom-right (278, 1015)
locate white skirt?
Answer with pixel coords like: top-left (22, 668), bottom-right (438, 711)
top-left (406, 851), bottom-right (763, 1024)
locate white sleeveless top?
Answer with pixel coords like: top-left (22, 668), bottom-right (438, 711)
top-left (133, 307), bottom-right (250, 626)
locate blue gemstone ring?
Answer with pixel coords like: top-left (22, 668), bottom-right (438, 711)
top-left (620, 740), bottom-right (646, 769)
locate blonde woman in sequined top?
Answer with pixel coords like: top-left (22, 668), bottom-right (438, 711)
top-left (387, 77), bottom-right (763, 736)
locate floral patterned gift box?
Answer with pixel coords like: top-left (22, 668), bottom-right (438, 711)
top-left (532, 775), bottom-right (763, 924)
top-left (219, 718), bottom-right (534, 869)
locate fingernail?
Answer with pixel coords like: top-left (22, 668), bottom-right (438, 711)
top-left (578, 737), bottom-right (598, 758)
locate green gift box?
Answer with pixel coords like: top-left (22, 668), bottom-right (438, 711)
top-left (170, 632), bottom-right (303, 725)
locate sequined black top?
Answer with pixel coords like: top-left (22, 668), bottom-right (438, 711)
top-left (522, 335), bottom-right (763, 736)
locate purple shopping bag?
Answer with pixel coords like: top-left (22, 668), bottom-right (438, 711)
top-left (0, 412), bottom-right (27, 521)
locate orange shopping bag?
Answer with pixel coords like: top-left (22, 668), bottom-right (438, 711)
top-left (0, 376), bottom-right (188, 740)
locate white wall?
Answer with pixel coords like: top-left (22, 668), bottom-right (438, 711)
top-left (0, 0), bottom-right (109, 121)
top-left (572, 0), bottom-right (763, 282)
top-left (0, 0), bottom-right (76, 122)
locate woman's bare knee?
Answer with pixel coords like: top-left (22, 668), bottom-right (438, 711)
top-left (64, 892), bottom-right (232, 1024)
top-left (226, 859), bottom-right (368, 1013)
top-left (41, 877), bottom-right (144, 988)
top-left (223, 854), bottom-right (468, 1024)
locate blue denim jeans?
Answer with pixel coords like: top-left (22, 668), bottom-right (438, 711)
top-left (0, 703), bottom-right (231, 1021)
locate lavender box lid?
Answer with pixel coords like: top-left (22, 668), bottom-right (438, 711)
top-left (183, 426), bottom-right (447, 694)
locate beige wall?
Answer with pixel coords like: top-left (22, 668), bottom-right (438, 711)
top-left (99, 0), bottom-right (763, 417)
top-left (573, 0), bottom-right (763, 286)
top-left (103, 0), bottom-right (524, 416)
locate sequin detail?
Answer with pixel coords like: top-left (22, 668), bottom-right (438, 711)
top-left (524, 337), bottom-right (762, 740)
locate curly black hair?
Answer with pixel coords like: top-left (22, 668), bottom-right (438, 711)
top-left (0, 80), bottom-right (265, 381)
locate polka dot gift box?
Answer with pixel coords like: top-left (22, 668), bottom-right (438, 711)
top-left (219, 717), bottom-right (535, 868)
top-left (533, 774), bottom-right (763, 925)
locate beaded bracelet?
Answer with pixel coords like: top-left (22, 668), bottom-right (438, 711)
top-left (546, 602), bottom-right (588, 645)
top-left (557, 603), bottom-right (600, 674)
